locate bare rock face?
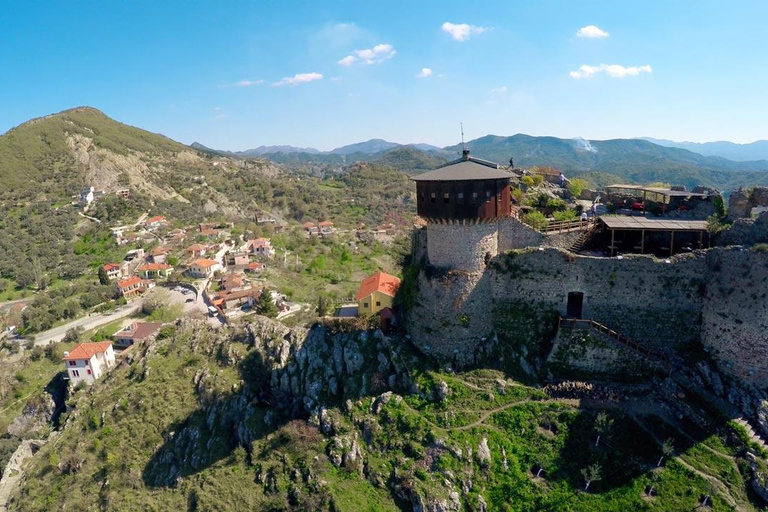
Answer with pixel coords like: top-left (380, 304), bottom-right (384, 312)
top-left (729, 186), bottom-right (768, 220)
top-left (477, 437), bottom-right (491, 469)
top-left (7, 394), bottom-right (56, 438)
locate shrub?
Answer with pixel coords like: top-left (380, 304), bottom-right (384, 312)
top-left (531, 174), bottom-right (544, 186)
top-left (546, 198), bottom-right (567, 211)
top-left (522, 211), bottom-right (547, 230)
top-left (521, 176), bottom-right (535, 187)
top-left (553, 210), bottom-right (577, 221)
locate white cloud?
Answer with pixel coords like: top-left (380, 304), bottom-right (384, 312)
top-left (219, 79), bottom-right (264, 88)
top-left (576, 25), bottom-right (609, 39)
top-left (490, 86), bottom-right (507, 93)
top-left (416, 68), bottom-right (433, 78)
top-left (339, 43), bottom-right (396, 66)
top-left (441, 22), bottom-right (487, 42)
top-left (569, 63), bottom-right (652, 79)
top-left (272, 72), bottom-right (324, 87)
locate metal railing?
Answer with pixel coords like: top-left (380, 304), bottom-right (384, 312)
top-left (558, 316), bottom-right (670, 366)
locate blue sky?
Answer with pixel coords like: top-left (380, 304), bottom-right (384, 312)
top-left (1, 1), bottom-right (766, 150)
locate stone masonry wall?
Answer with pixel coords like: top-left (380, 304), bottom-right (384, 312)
top-left (498, 217), bottom-right (546, 251)
top-left (488, 249), bottom-right (706, 351)
top-left (701, 248), bottom-right (768, 386)
top-left (426, 222), bottom-right (498, 271)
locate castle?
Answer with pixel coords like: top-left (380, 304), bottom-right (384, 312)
top-left (407, 153), bottom-right (768, 392)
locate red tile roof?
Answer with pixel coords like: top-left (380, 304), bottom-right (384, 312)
top-left (63, 341), bottom-right (112, 361)
top-left (146, 216), bottom-right (166, 225)
top-left (318, 221), bottom-right (333, 227)
top-left (191, 258), bottom-right (219, 268)
top-left (302, 222), bottom-right (315, 229)
top-left (116, 276), bottom-right (143, 289)
top-left (114, 322), bottom-right (164, 341)
top-left (137, 263), bottom-right (172, 271)
top-left (103, 263), bottom-right (120, 271)
top-left (186, 243), bottom-right (207, 252)
top-left (356, 272), bottom-right (401, 300)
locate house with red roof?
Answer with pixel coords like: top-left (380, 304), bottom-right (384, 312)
top-left (113, 322), bottom-right (164, 348)
top-left (356, 271), bottom-right (401, 316)
top-left (115, 276), bottom-right (153, 298)
top-left (246, 238), bottom-right (275, 258)
top-left (188, 258), bottom-right (221, 278)
top-left (144, 215), bottom-right (168, 229)
top-left (186, 243), bottom-right (208, 258)
top-left (102, 263), bottom-right (122, 280)
top-left (137, 263), bottom-right (174, 279)
top-left (63, 341), bottom-right (115, 386)
top-left (318, 220), bottom-right (334, 235)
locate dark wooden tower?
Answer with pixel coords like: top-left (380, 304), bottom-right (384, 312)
top-left (412, 149), bottom-right (512, 222)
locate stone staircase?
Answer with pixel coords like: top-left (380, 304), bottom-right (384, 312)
top-left (733, 417), bottom-right (768, 452)
top-left (569, 222), bottom-right (598, 252)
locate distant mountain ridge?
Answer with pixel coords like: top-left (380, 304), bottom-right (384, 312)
top-left (640, 137), bottom-right (768, 162)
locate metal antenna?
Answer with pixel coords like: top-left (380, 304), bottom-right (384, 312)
top-left (461, 123), bottom-right (469, 159)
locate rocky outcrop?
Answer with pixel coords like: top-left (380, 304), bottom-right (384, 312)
top-left (6, 394), bottom-right (56, 438)
top-left (728, 187), bottom-right (768, 220)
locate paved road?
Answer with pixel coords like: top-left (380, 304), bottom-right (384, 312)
top-left (33, 303), bottom-right (142, 346)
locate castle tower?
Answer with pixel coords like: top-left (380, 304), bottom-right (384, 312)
top-left (413, 150), bottom-right (512, 271)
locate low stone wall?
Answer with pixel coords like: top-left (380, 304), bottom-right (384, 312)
top-left (498, 217), bottom-right (545, 251)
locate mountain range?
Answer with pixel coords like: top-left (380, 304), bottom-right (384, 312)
top-left (641, 137), bottom-right (768, 162)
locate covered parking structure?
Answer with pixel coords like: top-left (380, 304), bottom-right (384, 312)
top-left (605, 184), bottom-right (709, 214)
top-left (599, 216), bottom-right (709, 257)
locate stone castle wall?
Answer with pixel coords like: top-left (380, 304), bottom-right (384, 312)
top-left (489, 249), bottom-right (706, 350)
top-left (426, 222), bottom-right (498, 272)
top-left (701, 248), bottom-right (768, 386)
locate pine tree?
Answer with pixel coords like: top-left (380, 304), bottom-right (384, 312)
top-left (316, 294), bottom-right (329, 317)
top-left (257, 288), bottom-right (278, 318)
top-left (98, 266), bottom-right (110, 286)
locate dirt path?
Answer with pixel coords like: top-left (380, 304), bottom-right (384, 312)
top-left (0, 440), bottom-right (45, 512)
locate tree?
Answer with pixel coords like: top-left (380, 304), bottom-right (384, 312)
top-left (657, 438), bottom-right (674, 467)
top-left (581, 463), bottom-right (602, 492)
top-left (316, 294), bottom-right (329, 317)
top-left (567, 178), bottom-right (589, 198)
top-left (257, 288), bottom-right (278, 318)
top-left (98, 266), bottom-right (111, 286)
top-left (593, 412), bottom-right (614, 447)
top-left (62, 327), bottom-right (83, 344)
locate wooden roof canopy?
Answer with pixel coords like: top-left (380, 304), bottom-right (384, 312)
top-left (411, 150), bottom-right (513, 182)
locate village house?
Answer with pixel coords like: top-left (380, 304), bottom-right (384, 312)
top-left (144, 215), bottom-right (168, 229)
top-left (356, 271), bottom-right (401, 316)
top-left (115, 188), bottom-right (131, 199)
top-left (149, 246), bottom-right (172, 264)
top-left (186, 243), bottom-right (209, 258)
top-left (110, 226), bottom-right (129, 238)
top-left (246, 238), bottom-right (275, 258)
top-left (124, 248), bottom-right (145, 262)
top-left (219, 272), bottom-right (245, 291)
top-left (211, 287), bottom-right (261, 315)
top-left (225, 250), bottom-right (249, 267)
top-left (80, 186), bottom-right (95, 205)
top-left (245, 261), bottom-right (265, 274)
top-left (318, 221), bottom-right (334, 236)
top-left (112, 322), bottom-right (164, 348)
top-left (137, 263), bottom-right (173, 279)
top-left (188, 258), bottom-right (221, 278)
top-left (115, 276), bottom-right (153, 298)
top-left (303, 222), bottom-right (319, 236)
top-left (102, 263), bottom-right (122, 280)
top-left (168, 228), bottom-right (187, 242)
top-left (63, 341), bottom-right (115, 386)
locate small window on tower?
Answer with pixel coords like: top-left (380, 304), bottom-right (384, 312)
top-left (497, 190), bottom-right (502, 201)
top-left (472, 192), bottom-right (478, 203)
top-left (419, 193), bottom-right (424, 202)
top-left (458, 192), bottom-right (464, 204)
top-left (486, 191), bottom-right (492, 203)
top-left (430, 192), bottom-right (436, 203)
top-left (443, 193), bottom-right (450, 204)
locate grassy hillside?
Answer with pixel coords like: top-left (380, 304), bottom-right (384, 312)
top-left (9, 318), bottom-right (765, 511)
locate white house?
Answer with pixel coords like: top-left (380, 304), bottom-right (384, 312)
top-left (189, 258), bottom-right (221, 278)
top-left (246, 238), bottom-right (275, 258)
top-left (63, 341), bottom-right (116, 386)
top-left (80, 186), bottom-right (95, 205)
